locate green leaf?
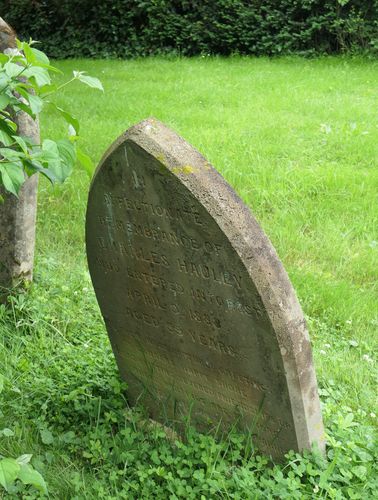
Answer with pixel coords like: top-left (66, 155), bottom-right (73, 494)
top-left (0, 148), bottom-right (25, 161)
top-left (54, 105), bottom-right (80, 135)
top-left (0, 458), bottom-right (20, 492)
top-left (0, 73), bottom-right (10, 89)
top-left (16, 455), bottom-right (32, 466)
top-left (55, 139), bottom-right (76, 181)
top-left (40, 428), bottom-right (54, 445)
top-left (27, 93), bottom-right (43, 115)
top-left (18, 134), bottom-right (36, 148)
top-left (41, 138), bottom-right (59, 155)
top-left (0, 162), bottom-right (25, 196)
top-left (21, 42), bottom-right (36, 64)
top-left (0, 130), bottom-right (13, 147)
top-left (73, 71), bottom-right (103, 91)
top-left (30, 47), bottom-right (50, 66)
top-left (38, 169), bottom-right (57, 184)
top-left (60, 431), bottom-right (75, 443)
top-left (352, 465), bottom-right (367, 480)
top-left (1, 428), bottom-right (14, 437)
top-left (342, 413), bottom-right (356, 429)
top-left (39, 83), bottom-right (58, 95)
top-left (13, 135), bottom-right (29, 154)
top-left (24, 66), bottom-right (51, 87)
top-left (77, 148), bottom-right (94, 177)
top-left (0, 94), bottom-right (11, 111)
top-left (0, 374), bottom-right (4, 393)
top-left (40, 139), bottom-right (69, 183)
top-left (0, 117), bottom-right (17, 134)
top-left (57, 139), bottom-right (76, 163)
top-left (27, 160), bottom-right (57, 183)
top-left (4, 62), bottom-right (24, 79)
top-left (12, 81), bottom-right (34, 93)
top-left (19, 464), bottom-right (47, 494)
top-left (319, 449), bottom-right (339, 489)
top-left (13, 100), bottom-right (35, 119)
top-left (40, 139), bottom-right (60, 164)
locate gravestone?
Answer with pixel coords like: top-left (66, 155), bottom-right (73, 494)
top-left (86, 118), bottom-right (325, 459)
top-left (0, 17), bottom-right (39, 299)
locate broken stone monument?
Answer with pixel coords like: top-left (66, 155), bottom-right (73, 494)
top-left (0, 17), bottom-right (39, 299)
top-left (86, 118), bottom-right (325, 459)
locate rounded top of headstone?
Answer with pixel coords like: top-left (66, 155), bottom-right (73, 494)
top-left (93, 118), bottom-right (305, 335)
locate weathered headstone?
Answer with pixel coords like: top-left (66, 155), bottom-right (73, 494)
top-left (0, 17), bottom-right (39, 299)
top-left (86, 118), bottom-right (325, 459)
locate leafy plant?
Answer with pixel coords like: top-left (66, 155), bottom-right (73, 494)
top-left (4, 0), bottom-right (378, 58)
top-left (0, 39), bottom-right (103, 496)
top-left (0, 374), bottom-right (48, 495)
top-left (0, 39), bottom-right (103, 197)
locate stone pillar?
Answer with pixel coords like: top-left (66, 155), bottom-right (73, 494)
top-left (0, 17), bottom-right (39, 300)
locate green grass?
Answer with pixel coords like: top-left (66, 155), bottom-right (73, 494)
top-left (1, 56), bottom-right (377, 498)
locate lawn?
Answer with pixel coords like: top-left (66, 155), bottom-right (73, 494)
top-left (0, 57), bottom-right (377, 498)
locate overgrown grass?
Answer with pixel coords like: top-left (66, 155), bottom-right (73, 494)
top-left (0, 57), bottom-right (377, 498)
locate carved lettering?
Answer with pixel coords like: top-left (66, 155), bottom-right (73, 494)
top-left (97, 238), bottom-right (170, 268)
top-left (125, 307), bottom-right (159, 327)
top-left (127, 288), bottom-right (168, 311)
top-left (177, 259), bottom-right (242, 289)
top-left (190, 288), bottom-right (263, 318)
top-left (103, 193), bottom-right (203, 226)
top-left (95, 256), bottom-right (120, 272)
top-left (125, 268), bottom-right (184, 295)
top-left (188, 309), bottom-right (221, 329)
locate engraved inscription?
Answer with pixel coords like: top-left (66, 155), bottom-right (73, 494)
top-left (191, 287), bottom-right (263, 318)
top-left (122, 341), bottom-right (265, 402)
top-left (177, 259), bottom-right (242, 289)
top-left (126, 268), bottom-right (184, 295)
top-left (104, 192), bottom-right (204, 225)
top-left (122, 344), bottom-right (291, 436)
top-left (98, 216), bottom-right (222, 254)
top-left (98, 239), bottom-right (170, 267)
top-left (125, 307), bottom-right (160, 327)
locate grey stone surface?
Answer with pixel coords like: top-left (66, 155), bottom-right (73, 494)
top-left (86, 118), bottom-right (325, 459)
top-left (0, 18), bottom-right (39, 298)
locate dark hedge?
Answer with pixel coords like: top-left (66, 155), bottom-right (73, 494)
top-left (3, 0), bottom-right (378, 58)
